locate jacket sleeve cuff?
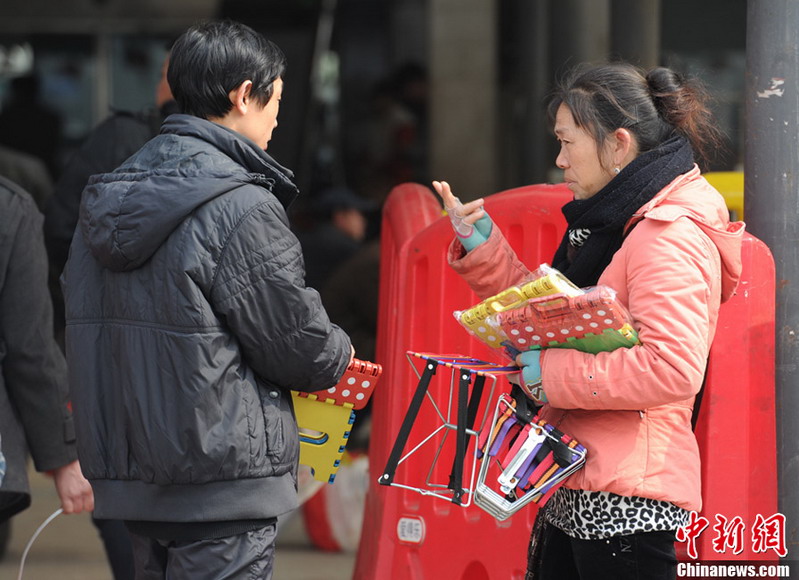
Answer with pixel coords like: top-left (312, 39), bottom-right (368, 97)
top-left (447, 226), bottom-right (532, 300)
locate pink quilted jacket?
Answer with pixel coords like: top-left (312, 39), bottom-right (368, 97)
top-left (448, 166), bottom-right (744, 511)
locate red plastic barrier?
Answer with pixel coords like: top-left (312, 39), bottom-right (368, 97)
top-left (355, 182), bottom-right (777, 578)
top-left (679, 233), bottom-right (777, 561)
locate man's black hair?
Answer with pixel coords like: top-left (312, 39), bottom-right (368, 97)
top-left (167, 20), bottom-right (287, 119)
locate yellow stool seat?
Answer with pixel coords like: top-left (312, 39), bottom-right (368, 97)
top-left (292, 359), bottom-right (382, 483)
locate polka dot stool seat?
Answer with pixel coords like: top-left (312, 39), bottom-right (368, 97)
top-left (293, 359), bottom-right (382, 483)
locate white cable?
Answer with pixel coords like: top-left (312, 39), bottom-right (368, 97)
top-left (17, 508), bottom-right (63, 580)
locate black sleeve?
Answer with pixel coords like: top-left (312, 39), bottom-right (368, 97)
top-left (1, 192), bottom-right (76, 471)
top-left (211, 196), bottom-right (352, 393)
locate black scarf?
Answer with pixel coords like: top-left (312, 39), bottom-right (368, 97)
top-left (551, 136), bottom-right (695, 288)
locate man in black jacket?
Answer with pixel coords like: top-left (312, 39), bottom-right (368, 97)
top-left (62, 21), bottom-right (353, 578)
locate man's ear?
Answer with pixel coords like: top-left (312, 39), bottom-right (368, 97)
top-left (228, 80), bottom-right (254, 115)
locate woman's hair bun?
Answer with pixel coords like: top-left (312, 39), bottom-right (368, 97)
top-left (643, 66), bottom-right (721, 167)
top-left (646, 67), bottom-right (682, 99)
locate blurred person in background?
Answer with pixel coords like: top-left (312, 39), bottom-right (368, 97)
top-left (350, 63), bottom-right (429, 204)
top-left (0, 144), bottom-right (53, 211)
top-left (295, 185), bottom-right (380, 451)
top-left (0, 74), bottom-right (63, 182)
top-left (295, 185), bottom-right (377, 289)
top-left (44, 48), bottom-right (178, 347)
top-left (320, 237), bottom-right (380, 451)
top-left (0, 175), bottom-right (94, 559)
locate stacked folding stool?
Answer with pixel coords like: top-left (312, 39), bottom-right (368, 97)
top-left (377, 352), bottom-right (586, 518)
top-left (378, 352), bottom-right (518, 506)
top-left (293, 358), bottom-right (382, 483)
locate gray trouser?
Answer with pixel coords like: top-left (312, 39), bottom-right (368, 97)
top-left (129, 522), bottom-right (277, 580)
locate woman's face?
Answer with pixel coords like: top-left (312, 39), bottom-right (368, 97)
top-left (554, 104), bottom-right (615, 200)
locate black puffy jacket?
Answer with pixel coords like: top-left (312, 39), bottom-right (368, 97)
top-left (63, 114), bottom-right (351, 522)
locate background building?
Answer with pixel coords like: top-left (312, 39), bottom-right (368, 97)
top-left (0, 0), bottom-right (746, 202)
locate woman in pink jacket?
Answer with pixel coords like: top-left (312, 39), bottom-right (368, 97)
top-left (434, 63), bottom-right (744, 580)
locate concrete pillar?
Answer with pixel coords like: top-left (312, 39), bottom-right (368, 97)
top-left (505, 0), bottom-right (551, 187)
top-left (390, 0), bottom-right (427, 67)
top-left (545, 0), bottom-right (610, 183)
top-left (429, 0), bottom-right (497, 200)
top-left (550, 0), bottom-right (610, 72)
top-left (744, 0), bottom-right (799, 551)
top-left (610, 0), bottom-right (661, 68)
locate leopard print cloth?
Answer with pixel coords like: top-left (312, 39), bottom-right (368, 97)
top-left (545, 488), bottom-right (689, 540)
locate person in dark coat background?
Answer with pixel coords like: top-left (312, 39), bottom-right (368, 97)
top-left (0, 74), bottom-right (62, 182)
top-left (44, 51), bottom-right (178, 347)
top-left (295, 185), bottom-right (378, 290)
top-left (62, 20), bottom-right (353, 578)
top-left (0, 175), bottom-right (94, 557)
top-left (0, 144), bottom-right (53, 211)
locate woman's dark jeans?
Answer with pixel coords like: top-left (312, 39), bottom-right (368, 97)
top-left (528, 522), bottom-right (678, 580)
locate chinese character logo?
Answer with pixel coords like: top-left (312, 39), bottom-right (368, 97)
top-left (712, 515), bottom-right (745, 555)
top-left (676, 511), bottom-right (710, 560)
top-left (677, 511), bottom-right (788, 559)
top-left (752, 513), bottom-right (787, 558)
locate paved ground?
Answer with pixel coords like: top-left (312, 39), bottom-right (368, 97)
top-left (0, 469), bottom-right (356, 580)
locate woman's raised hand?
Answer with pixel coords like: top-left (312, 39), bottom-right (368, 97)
top-left (432, 180), bottom-right (486, 230)
top-left (432, 180), bottom-right (493, 251)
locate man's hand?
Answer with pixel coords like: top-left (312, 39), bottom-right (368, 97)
top-left (51, 460), bottom-right (94, 514)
